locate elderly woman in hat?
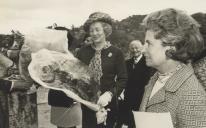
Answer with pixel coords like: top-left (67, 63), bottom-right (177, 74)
top-left (139, 8), bottom-right (206, 128)
top-left (76, 12), bottom-right (127, 128)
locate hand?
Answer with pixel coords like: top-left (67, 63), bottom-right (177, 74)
top-left (96, 108), bottom-right (109, 124)
top-left (97, 91), bottom-right (112, 107)
top-left (12, 80), bottom-right (33, 91)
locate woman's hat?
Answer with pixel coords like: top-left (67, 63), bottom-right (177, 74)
top-left (83, 12), bottom-right (114, 32)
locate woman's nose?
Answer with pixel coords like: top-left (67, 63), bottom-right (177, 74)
top-left (133, 48), bottom-right (137, 53)
top-left (90, 30), bottom-right (97, 36)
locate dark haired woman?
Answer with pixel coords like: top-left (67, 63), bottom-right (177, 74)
top-left (139, 8), bottom-right (206, 128)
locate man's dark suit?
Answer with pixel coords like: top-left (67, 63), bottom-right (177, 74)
top-left (117, 56), bottom-right (154, 128)
top-left (0, 79), bottom-right (12, 128)
top-left (125, 56), bottom-right (153, 110)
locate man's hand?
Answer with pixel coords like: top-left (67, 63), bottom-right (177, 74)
top-left (97, 91), bottom-right (112, 107)
top-left (12, 80), bottom-right (33, 91)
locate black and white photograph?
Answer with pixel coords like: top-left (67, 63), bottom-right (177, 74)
top-left (0, 0), bottom-right (206, 128)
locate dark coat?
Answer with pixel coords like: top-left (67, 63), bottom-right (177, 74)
top-left (0, 79), bottom-right (12, 128)
top-left (117, 56), bottom-right (154, 127)
top-left (124, 56), bottom-right (153, 110)
top-left (48, 89), bottom-right (74, 107)
top-left (0, 79), bottom-right (12, 93)
top-left (77, 45), bottom-right (128, 96)
top-left (77, 45), bottom-right (128, 128)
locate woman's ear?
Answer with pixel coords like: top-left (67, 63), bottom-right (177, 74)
top-left (165, 46), bottom-right (176, 59)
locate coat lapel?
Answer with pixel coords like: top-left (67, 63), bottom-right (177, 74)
top-left (139, 73), bottom-right (158, 111)
top-left (146, 88), bottom-right (166, 108)
top-left (141, 64), bottom-right (194, 110)
top-left (164, 64), bottom-right (194, 92)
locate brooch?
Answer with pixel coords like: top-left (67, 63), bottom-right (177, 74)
top-left (108, 52), bottom-right (112, 57)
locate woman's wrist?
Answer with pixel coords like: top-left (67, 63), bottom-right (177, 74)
top-left (106, 91), bottom-right (113, 98)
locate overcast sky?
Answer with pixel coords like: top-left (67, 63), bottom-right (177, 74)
top-left (0, 0), bottom-right (206, 34)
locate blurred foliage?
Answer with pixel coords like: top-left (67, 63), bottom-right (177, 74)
top-left (1, 13), bottom-right (206, 59)
top-left (192, 13), bottom-right (206, 44)
top-left (69, 13), bottom-right (206, 59)
top-left (192, 13), bottom-right (206, 60)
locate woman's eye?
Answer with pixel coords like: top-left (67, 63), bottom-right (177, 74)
top-left (89, 28), bottom-right (100, 33)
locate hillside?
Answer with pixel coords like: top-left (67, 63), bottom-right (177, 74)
top-left (70, 12), bottom-right (206, 58)
top-left (1, 12), bottom-right (206, 58)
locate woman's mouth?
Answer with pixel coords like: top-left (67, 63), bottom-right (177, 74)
top-left (92, 37), bottom-right (99, 40)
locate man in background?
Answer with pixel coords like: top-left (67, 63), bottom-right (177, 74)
top-left (117, 40), bottom-right (154, 128)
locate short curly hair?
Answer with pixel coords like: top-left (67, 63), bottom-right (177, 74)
top-left (142, 8), bottom-right (204, 63)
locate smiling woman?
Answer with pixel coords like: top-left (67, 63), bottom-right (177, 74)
top-left (77, 12), bottom-right (128, 128)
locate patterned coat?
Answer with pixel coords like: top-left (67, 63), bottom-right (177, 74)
top-left (139, 64), bottom-right (206, 128)
top-left (193, 56), bottom-right (206, 90)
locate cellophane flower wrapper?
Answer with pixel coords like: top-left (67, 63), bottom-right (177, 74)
top-left (28, 49), bottom-right (100, 111)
